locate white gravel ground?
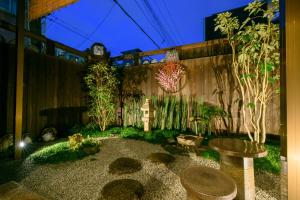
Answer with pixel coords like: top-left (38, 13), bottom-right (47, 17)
top-left (19, 138), bottom-right (280, 200)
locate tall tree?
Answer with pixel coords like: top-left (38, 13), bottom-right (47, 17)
top-left (215, 0), bottom-right (280, 143)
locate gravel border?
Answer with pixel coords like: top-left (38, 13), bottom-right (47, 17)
top-left (16, 138), bottom-right (280, 200)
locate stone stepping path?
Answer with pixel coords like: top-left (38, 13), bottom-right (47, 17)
top-left (0, 181), bottom-right (47, 200)
top-left (104, 157), bottom-right (144, 199)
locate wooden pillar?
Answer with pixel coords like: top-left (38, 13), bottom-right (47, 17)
top-left (14, 0), bottom-right (25, 159)
top-left (286, 0), bottom-right (300, 199)
top-left (279, 0), bottom-right (287, 199)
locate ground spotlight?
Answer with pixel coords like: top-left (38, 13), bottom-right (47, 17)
top-left (19, 141), bottom-right (26, 148)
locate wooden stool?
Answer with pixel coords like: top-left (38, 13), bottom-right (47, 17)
top-left (180, 166), bottom-right (237, 200)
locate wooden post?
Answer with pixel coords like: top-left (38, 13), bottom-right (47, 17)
top-left (286, 0), bottom-right (300, 199)
top-left (14, 0), bottom-right (25, 159)
top-left (279, 0), bottom-right (287, 199)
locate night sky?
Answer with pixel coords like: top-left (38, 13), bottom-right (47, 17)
top-left (45, 0), bottom-right (252, 56)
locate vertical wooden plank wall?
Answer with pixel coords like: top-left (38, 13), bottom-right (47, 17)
top-left (23, 52), bottom-right (87, 136)
top-left (0, 44), bottom-right (280, 137)
top-left (286, 0), bottom-right (300, 198)
top-left (0, 45), bottom-right (87, 138)
top-left (124, 55), bottom-right (280, 134)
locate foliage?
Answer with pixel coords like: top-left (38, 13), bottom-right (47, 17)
top-left (214, 0), bottom-right (280, 143)
top-left (120, 127), bottom-right (144, 138)
top-left (68, 133), bottom-right (84, 150)
top-left (211, 56), bottom-right (238, 133)
top-left (200, 149), bottom-right (220, 161)
top-left (72, 124), bottom-right (122, 138)
top-left (189, 99), bottom-right (226, 135)
top-left (119, 66), bottom-right (148, 126)
top-left (81, 137), bottom-right (101, 148)
top-left (119, 66), bottom-right (147, 102)
top-left (71, 125), bottom-right (181, 144)
top-left (196, 101), bottom-right (227, 135)
top-left (254, 143), bottom-right (280, 174)
top-left (29, 136), bottom-right (101, 164)
top-left (119, 127), bottom-right (181, 144)
top-left (28, 142), bottom-right (87, 164)
top-left (84, 62), bottom-right (118, 131)
top-left (123, 98), bottom-right (144, 128)
top-left (122, 96), bottom-right (225, 134)
top-left (155, 61), bottom-right (185, 93)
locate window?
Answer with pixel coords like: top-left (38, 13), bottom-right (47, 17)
top-left (0, 0), bottom-right (17, 15)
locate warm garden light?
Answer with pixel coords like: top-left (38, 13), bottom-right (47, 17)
top-left (1, 0), bottom-right (294, 198)
top-left (19, 141), bottom-right (26, 148)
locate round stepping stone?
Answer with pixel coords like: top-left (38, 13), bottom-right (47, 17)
top-left (147, 153), bottom-right (175, 164)
top-left (180, 166), bottom-right (237, 200)
top-left (101, 179), bottom-right (144, 200)
top-left (109, 157), bottom-right (142, 175)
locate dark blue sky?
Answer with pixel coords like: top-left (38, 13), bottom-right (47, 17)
top-left (45, 0), bottom-right (252, 56)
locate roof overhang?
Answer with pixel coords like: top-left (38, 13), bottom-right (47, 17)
top-left (29, 0), bottom-right (79, 21)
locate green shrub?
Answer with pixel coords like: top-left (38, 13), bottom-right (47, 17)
top-left (254, 144), bottom-right (280, 174)
top-left (68, 133), bottom-right (84, 150)
top-left (119, 127), bottom-right (180, 144)
top-left (28, 142), bottom-right (86, 164)
top-left (120, 127), bottom-right (143, 139)
top-left (105, 127), bottom-right (122, 135)
top-left (81, 137), bottom-right (101, 148)
top-left (84, 62), bottom-right (118, 131)
top-left (29, 134), bottom-right (103, 164)
top-left (143, 132), bottom-right (166, 144)
top-left (199, 149), bottom-right (220, 161)
top-left (80, 137), bottom-right (101, 155)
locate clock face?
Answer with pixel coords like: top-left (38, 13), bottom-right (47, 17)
top-left (93, 45), bottom-right (104, 56)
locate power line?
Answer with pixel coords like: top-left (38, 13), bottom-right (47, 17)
top-left (133, 0), bottom-right (165, 44)
top-left (47, 17), bottom-right (96, 43)
top-left (77, 3), bottom-right (115, 48)
top-left (112, 0), bottom-right (160, 49)
top-left (52, 15), bottom-right (88, 35)
top-left (141, 0), bottom-right (177, 46)
top-left (161, 0), bottom-right (184, 44)
top-left (153, 0), bottom-right (180, 45)
top-left (45, 13), bottom-right (58, 32)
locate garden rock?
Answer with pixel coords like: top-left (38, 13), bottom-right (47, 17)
top-left (41, 127), bottom-right (57, 142)
top-left (23, 133), bottom-right (33, 145)
top-left (0, 134), bottom-right (13, 152)
top-left (109, 157), bottom-right (142, 175)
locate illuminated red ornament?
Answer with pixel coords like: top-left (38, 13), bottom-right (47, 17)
top-left (155, 50), bottom-right (185, 93)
